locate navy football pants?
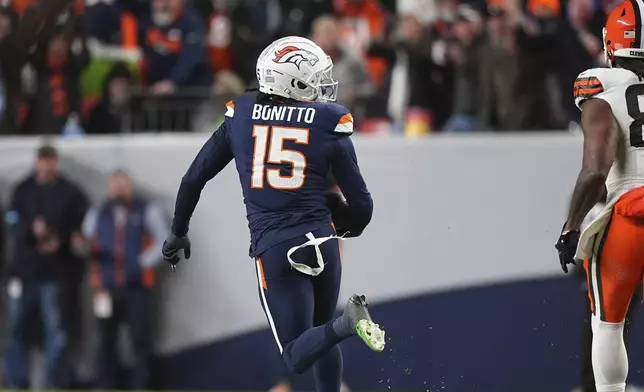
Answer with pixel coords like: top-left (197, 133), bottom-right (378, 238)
top-left (255, 225), bottom-right (344, 392)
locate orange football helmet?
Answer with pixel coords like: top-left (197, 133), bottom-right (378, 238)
top-left (604, 0), bottom-right (644, 66)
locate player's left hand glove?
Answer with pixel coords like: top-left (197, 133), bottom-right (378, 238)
top-left (326, 191), bottom-right (351, 234)
top-left (555, 226), bottom-right (580, 273)
top-left (162, 233), bottom-right (191, 267)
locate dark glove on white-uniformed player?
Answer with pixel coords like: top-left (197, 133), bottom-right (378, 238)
top-left (162, 233), bottom-right (191, 267)
top-left (555, 227), bottom-right (580, 273)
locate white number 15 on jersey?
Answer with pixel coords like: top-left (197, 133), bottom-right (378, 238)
top-left (251, 125), bottom-right (310, 190)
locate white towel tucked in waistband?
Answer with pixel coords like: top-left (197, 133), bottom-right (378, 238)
top-left (286, 232), bottom-right (348, 276)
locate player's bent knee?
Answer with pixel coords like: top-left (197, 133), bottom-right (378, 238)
top-left (280, 341), bottom-right (315, 374)
top-left (281, 352), bottom-right (309, 375)
top-left (285, 362), bottom-right (308, 375)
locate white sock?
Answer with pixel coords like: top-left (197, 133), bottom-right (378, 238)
top-left (592, 315), bottom-right (628, 392)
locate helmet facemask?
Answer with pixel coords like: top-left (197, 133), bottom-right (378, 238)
top-left (316, 61), bottom-right (339, 102)
top-left (279, 59), bottom-right (338, 102)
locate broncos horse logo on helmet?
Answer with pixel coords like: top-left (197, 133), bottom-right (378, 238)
top-left (257, 36), bottom-right (338, 102)
top-left (273, 46), bottom-right (320, 70)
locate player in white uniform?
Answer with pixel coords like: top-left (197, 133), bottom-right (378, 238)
top-left (556, 1), bottom-right (644, 391)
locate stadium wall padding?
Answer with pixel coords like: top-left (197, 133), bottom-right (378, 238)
top-left (0, 133), bottom-right (637, 391)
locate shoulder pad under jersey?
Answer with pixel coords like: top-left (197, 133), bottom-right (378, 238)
top-left (323, 102), bottom-right (354, 135)
top-left (224, 91), bottom-right (258, 119)
top-left (574, 68), bottom-right (639, 109)
top-left (224, 100), bottom-right (235, 118)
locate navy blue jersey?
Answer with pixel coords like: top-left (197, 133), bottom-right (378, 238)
top-left (171, 91), bottom-right (372, 257)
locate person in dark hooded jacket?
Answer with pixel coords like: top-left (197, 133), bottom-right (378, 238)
top-left (20, 23), bottom-right (90, 135)
top-left (85, 62), bottom-right (133, 134)
top-left (0, 0), bottom-right (76, 134)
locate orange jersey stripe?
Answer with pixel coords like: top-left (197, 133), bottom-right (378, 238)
top-left (574, 77), bottom-right (602, 85)
top-left (257, 257), bottom-right (268, 290)
top-left (575, 76), bottom-right (601, 82)
top-left (339, 113), bottom-right (353, 124)
top-left (574, 82), bottom-right (602, 91)
top-left (574, 81), bottom-right (602, 90)
top-left (574, 87), bottom-right (604, 98)
top-left (574, 85), bottom-right (603, 93)
top-left (574, 76), bottom-right (604, 99)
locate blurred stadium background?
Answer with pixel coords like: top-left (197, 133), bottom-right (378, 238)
top-left (0, 0), bottom-right (639, 391)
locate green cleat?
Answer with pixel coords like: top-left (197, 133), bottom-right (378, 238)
top-left (346, 294), bottom-right (386, 352)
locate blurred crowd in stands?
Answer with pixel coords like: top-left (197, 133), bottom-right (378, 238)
top-left (0, 0), bottom-right (617, 134)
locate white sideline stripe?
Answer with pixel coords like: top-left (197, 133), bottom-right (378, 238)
top-left (256, 259), bottom-right (283, 353)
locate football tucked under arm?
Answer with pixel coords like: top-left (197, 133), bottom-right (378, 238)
top-left (325, 191), bottom-right (352, 235)
top-left (325, 107), bottom-right (373, 237)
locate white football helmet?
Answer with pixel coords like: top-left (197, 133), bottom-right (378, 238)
top-left (256, 36), bottom-right (338, 102)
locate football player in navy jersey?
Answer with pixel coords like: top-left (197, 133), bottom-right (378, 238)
top-left (162, 36), bottom-right (384, 392)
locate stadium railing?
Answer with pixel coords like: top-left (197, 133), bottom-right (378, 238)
top-left (122, 87), bottom-right (234, 133)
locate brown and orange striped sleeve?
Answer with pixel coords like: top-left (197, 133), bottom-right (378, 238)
top-left (574, 76), bottom-right (605, 102)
